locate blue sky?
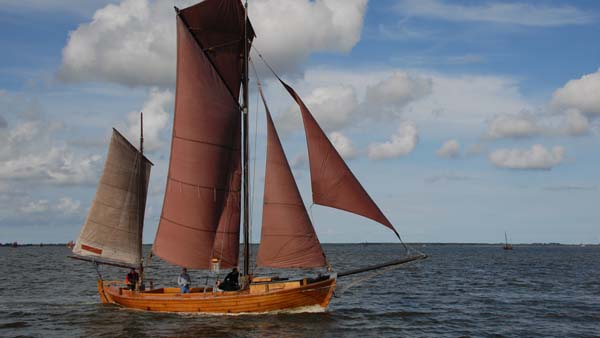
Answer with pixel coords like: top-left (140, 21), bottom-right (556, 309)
top-left (0, 0), bottom-right (599, 244)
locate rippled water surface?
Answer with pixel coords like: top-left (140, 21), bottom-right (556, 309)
top-left (1, 244), bottom-right (600, 337)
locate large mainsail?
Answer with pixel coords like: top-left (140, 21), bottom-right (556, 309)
top-left (281, 81), bottom-right (401, 238)
top-left (73, 129), bottom-right (152, 265)
top-left (256, 91), bottom-right (326, 268)
top-left (153, 0), bottom-right (252, 269)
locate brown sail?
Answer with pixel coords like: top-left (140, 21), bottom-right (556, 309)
top-left (211, 164), bottom-right (241, 269)
top-left (257, 90), bottom-right (326, 268)
top-left (73, 129), bottom-right (152, 265)
top-left (152, 11), bottom-right (246, 269)
top-left (177, 0), bottom-right (254, 97)
top-left (280, 81), bottom-right (400, 238)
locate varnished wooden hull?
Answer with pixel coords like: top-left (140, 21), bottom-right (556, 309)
top-left (97, 275), bottom-right (336, 313)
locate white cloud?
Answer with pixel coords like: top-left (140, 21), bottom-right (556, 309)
top-left (0, 114), bottom-right (102, 186)
top-left (397, 0), bottom-right (593, 26)
top-left (552, 69), bottom-right (600, 115)
top-left (405, 73), bottom-right (532, 127)
top-left (368, 122), bottom-right (418, 160)
top-left (487, 113), bottom-right (541, 139)
top-left (60, 0), bottom-right (368, 86)
top-left (436, 139), bottom-right (460, 158)
top-left (563, 109), bottom-right (589, 136)
top-left (279, 85), bottom-right (358, 132)
top-left (0, 147), bottom-right (102, 185)
top-left (486, 108), bottom-right (590, 139)
top-left (252, 0), bottom-right (367, 74)
top-left (489, 144), bottom-right (565, 170)
top-left (125, 87), bottom-right (173, 151)
top-left (273, 67), bottom-right (535, 142)
top-left (56, 197), bottom-right (82, 214)
top-left (59, 0), bottom-right (175, 86)
top-left (19, 200), bottom-right (50, 214)
top-left (7, 120), bottom-right (41, 144)
top-left (365, 72), bottom-right (432, 107)
top-left (329, 131), bottom-right (357, 160)
top-left (291, 68), bottom-right (531, 129)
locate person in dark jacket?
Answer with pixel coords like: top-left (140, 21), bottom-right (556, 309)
top-left (219, 267), bottom-right (240, 291)
top-left (125, 268), bottom-right (139, 291)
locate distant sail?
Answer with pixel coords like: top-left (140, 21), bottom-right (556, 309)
top-left (153, 0), bottom-right (252, 269)
top-left (257, 90), bottom-right (326, 268)
top-left (281, 81), bottom-right (400, 238)
top-left (73, 129), bottom-right (152, 265)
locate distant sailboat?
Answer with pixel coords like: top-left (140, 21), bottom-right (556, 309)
top-left (70, 0), bottom-right (426, 313)
top-left (503, 232), bottom-right (513, 250)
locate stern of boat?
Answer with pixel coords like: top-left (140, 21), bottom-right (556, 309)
top-left (321, 273), bottom-right (337, 308)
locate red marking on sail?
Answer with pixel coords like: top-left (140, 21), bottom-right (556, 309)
top-left (81, 244), bottom-right (102, 255)
top-left (280, 81), bottom-right (400, 238)
top-left (153, 11), bottom-right (246, 269)
top-left (257, 90), bottom-right (326, 268)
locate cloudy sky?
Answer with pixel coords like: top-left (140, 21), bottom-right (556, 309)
top-left (1, 0), bottom-right (599, 244)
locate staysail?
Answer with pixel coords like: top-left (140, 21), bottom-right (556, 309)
top-left (281, 81), bottom-right (400, 238)
top-left (73, 129), bottom-right (152, 265)
top-left (153, 0), bottom-right (252, 269)
top-left (256, 90), bottom-right (326, 268)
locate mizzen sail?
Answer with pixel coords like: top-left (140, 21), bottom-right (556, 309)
top-left (73, 129), bottom-right (152, 265)
top-left (257, 90), bottom-right (326, 268)
top-left (153, 0), bottom-right (252, 269)
top-left (281, 81), bottom-right (400, 238)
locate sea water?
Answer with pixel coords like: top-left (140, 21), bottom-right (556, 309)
top-left (1, 244), bottom-right (599, 337)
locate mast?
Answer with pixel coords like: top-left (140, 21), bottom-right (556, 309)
top-left (139, 112), bottom-right (145, 286)
top-left (242, 0), bottom-right (250, 276)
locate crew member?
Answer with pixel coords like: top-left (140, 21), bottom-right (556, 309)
top-left (125, 268), bottom-right (139, 291)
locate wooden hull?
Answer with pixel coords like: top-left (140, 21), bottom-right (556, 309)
top-left (97, 275), bottom-right (336, 313)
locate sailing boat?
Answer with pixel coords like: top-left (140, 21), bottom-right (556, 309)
top-left (503, 232), bottom-right (513, 250)
top-left (70, 0), bottom-right (426, 313)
